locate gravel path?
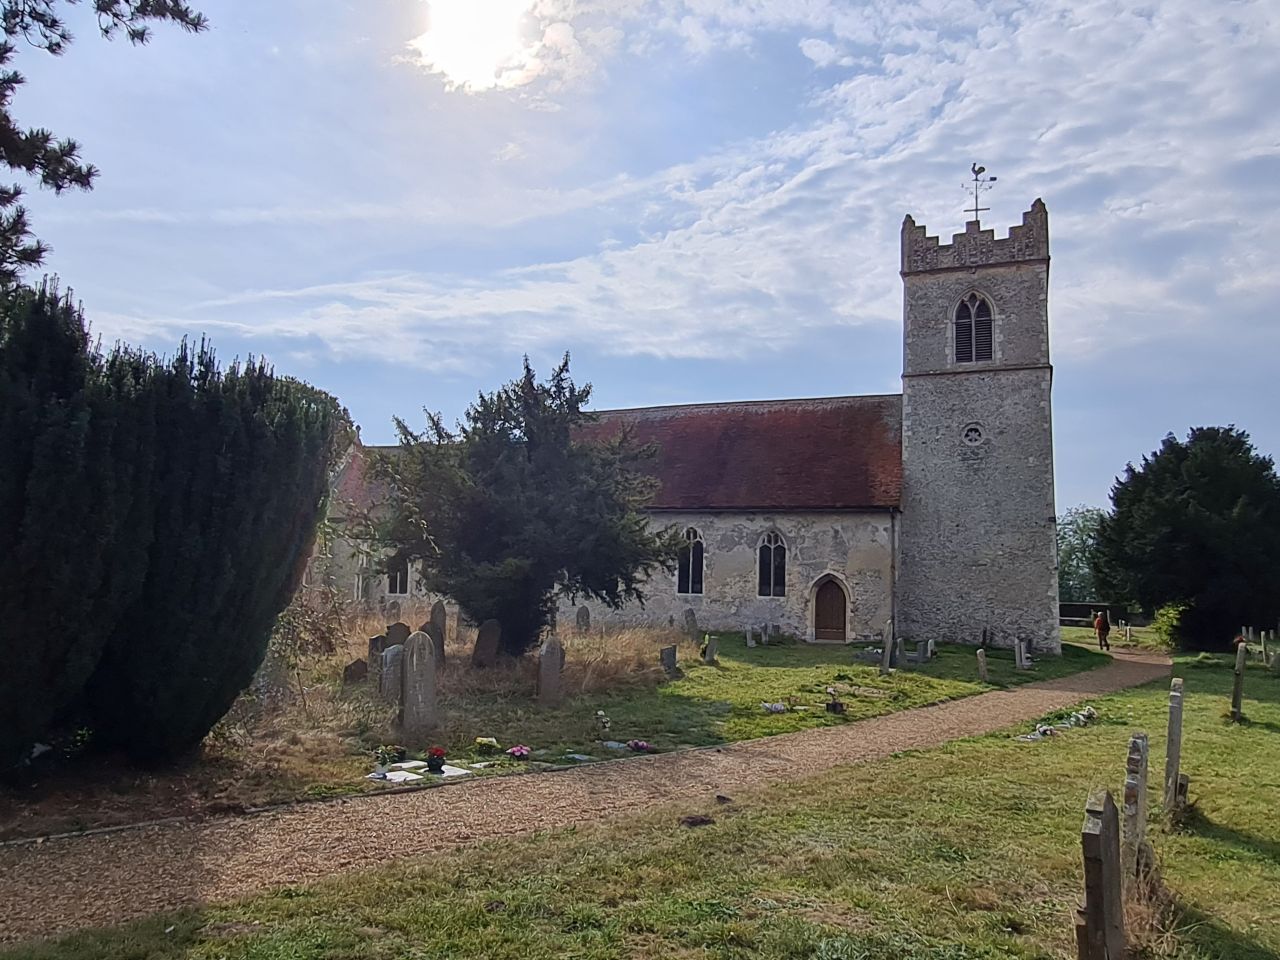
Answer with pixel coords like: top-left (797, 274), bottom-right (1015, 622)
top-left (0, 650), bottom-right (1168, 944)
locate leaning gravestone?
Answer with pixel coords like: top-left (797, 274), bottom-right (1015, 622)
top-left (660, 644), bottom-right (679, 677)
top-left (472, 619), bottom-right (501, 668)
top-left (576, 605), bottom-right (591, 634)
top-left (386, 621), bottom-right (411, 648)
top-left (538, 636), bottom-right (566, 706)
top-left (702, 634), bottom-right (719, 665)
top-left (342, 658), bottom-right (368, 685)
top-left (430, 599), bottom-right (448, 643)
top-left (683, 608), bottom-right (699, 638)
top-left (380, 643), bottom-right (406, 720)
top-left (424, 621), bottom-right (446, 670)
top-left (402, 632), bottom-right (437, 743)
top-left (367, 634), bottom-right (388, 688)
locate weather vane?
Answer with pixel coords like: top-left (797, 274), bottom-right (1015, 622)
top-left (966, 163), bottom-right (997, 221)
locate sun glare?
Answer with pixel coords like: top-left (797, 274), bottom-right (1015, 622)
top-left (410, 0), bottom-right (538, 92)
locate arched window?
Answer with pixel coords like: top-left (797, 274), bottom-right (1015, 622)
top-left (387, 557), bottom-right (409, 596)
top-left (954, 293), bottom-right (993, 363)
top-left (758, 531), bottom-right (786, 597)
top-left (677, 527), bottom-right (704, 595)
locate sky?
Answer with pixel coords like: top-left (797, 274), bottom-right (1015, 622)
top-left (14, 0), bottom-right (1280, 510)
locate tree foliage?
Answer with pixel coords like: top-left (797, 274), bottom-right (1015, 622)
top-left (1056, 504), bottom-right (1104, 601)
top-left (0, 282), bottom-right (155, 766)
top-left (1094, 426), bottom-right (1280, 649)
top-left (0, 286), bottom-right (344, 767)
top-left (375, 355), bottom-right (681, 657)
top-left (0, 0), bottom-right (206, 284)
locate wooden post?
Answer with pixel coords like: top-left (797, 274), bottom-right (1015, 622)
top-left (1231, 641), bottom-right (1247, 722)
top-left (1121, 732), bottom-right (1149, 883)
top-left (1076, 789), bottom-right (1126, 960)
top-left (1164, 677), bottom-right (1184, 813)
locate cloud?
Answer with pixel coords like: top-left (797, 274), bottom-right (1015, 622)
top-left (103, 0), bottom-right (1280, 380)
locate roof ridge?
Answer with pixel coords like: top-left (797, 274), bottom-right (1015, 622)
top-left (592, 393), bottom-right (902, 416)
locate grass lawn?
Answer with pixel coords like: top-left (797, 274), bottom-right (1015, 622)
top-left (436, 635), bottom-right (1111, 758)
top-left (12, 652), bottom-right (1277, 960)
top-left (1062, 623), bottom-right (1171, 653)
top-left (0, 634), bottom-right (1108, 841)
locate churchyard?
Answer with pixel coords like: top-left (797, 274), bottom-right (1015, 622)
top-left (0, 602), bottom-right (1107, 842)
top-left (4, 650), bottom-right (1276, 959)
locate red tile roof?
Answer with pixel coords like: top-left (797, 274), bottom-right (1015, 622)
top-left (331, 444), bottom-right (397, 517)
top-left (582, 395), bottom-right (903, 511)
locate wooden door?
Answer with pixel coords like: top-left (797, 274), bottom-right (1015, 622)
top-left (814, 580), bottom-right (846, 642)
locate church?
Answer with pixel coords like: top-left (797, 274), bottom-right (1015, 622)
top-left (318, 200), bottom-right (1060, 654)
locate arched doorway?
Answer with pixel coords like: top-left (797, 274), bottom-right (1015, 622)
top-left (813, 578), bottom-right (847, 642)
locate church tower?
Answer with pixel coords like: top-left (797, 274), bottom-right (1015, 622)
top-left (896, 199), bottom-right (1060, 653)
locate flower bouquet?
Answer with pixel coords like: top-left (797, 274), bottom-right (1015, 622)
top-left (506, 744), bottom-right (531, 760)
top-left (426, 746), bottom-right (447, 773)
top-left (626, 739), bottom-right (652, 753)
top-left (474, 736), bottom-right (500, 755)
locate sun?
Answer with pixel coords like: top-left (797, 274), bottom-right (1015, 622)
top-left (409, 0), bottom-right (538, 92)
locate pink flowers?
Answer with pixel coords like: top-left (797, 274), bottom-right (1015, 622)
top-left (506, 744), bottom-right (531, 759)
top-left (626, 739), bottom-right (652, 752)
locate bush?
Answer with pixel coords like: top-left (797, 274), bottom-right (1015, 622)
top-left (1150, 602), bottom-right (1188, 651)
top-left (82, 343), bottom-right (345, 761)
top-left (1, 283), bottom-right (346, 768)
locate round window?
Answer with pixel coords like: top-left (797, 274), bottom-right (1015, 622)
top-left (962, 423), bottom-right (986, 446)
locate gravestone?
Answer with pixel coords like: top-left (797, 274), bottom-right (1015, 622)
top-left (770, 623), bottom-right (781, 640)
top-left (1231, 642), bottom-right (1247, 722)
top-left (538, 636), bottom-right (565, 706)
top-left (1015, 639), bottom-right (1032, 671)
top-left (893, 636), bottom-right (904, 668)
top-left (386, 600), bottom-right (401, 621)
top-left (430, 599), bottom-right (448, 642)
top-left (926, 639), bottom-right (936, 660)
top-left (1164, 677), bottom-right (1184, 813)
top-left (759, 623), bottom-right (770, 646)
top-left (402, 632), bottom-right (437, 743)
top-left (1121, 731), bottom-right (1150, 884)
top-left (660, 644), bottom-right (678, 677)
top-left (976, 648), bottom-right (989, 682)
top-left (380, 643), bottom-right (406, 714)
top-left (879, 635), bottom-right (893, 676)
top-left (367, 634), bottom-right (388, 688)
top-left (1076, 789), bottom-right (1126, 960)
top-left (914, 641), bottom-right (928, 665)
top-left (745, 627), bottom-right (756, 648)
top-left (683, 608), bottom-right (698, 638)
top-left (424, 621), bottom-right (446, 670)
top-left (386, 621), bottom-right (411, 648)
top-left (342, 658), bottom-right (368, 684)
top-left (702, 634), bottom-right (719, 665)
top-left (576, 605), bottom-right (591, 634)
top-left (454, 607), bottom-right (467, 640)
top-left (472, 619), bottom-right (501, 668)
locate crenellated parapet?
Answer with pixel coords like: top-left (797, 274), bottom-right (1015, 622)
top-left (901, 198), bottom-right (1048, 275)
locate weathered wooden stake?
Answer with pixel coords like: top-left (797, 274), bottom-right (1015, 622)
top-left (1231, 641), bottom-right (1248, 722)
top-left (1076, 789), bottom-right (1126, 960)
top-left (976, 648), bottom-right (989, 682)
top-left (1164, 677), bottom-right (1184, 813)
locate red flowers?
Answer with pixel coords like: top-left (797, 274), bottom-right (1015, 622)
top-left (428, 747), bottom-right (446, 759)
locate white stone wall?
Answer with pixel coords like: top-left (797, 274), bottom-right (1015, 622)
top-left (559, 510), bottom-right (895, 641)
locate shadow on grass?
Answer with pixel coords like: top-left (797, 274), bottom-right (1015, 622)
top-left (1174, 902), bottom-right (1280, 960)
top-left (1186, 809), bottom-right (1280, 867)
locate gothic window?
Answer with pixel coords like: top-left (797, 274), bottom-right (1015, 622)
top-left (677, 527), bottom-right (704, 595)
top-left (954, 293), bottom-right (993, 363)
top-left (387, 557), bottom-right (409, 596)
top-left (757, 531), bottom-right (786, 597)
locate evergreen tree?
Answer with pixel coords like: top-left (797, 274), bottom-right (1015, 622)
top-left (83, 343), bottom-right (345, 760)
top-left (376, 355), bottom-right (680, 656)
top-left (0, 283), bottom-right (154, 767)
top-left (1094, 426), bottom-right (1280, 648)
top-left (0, 1), bottom-right (207, 284)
